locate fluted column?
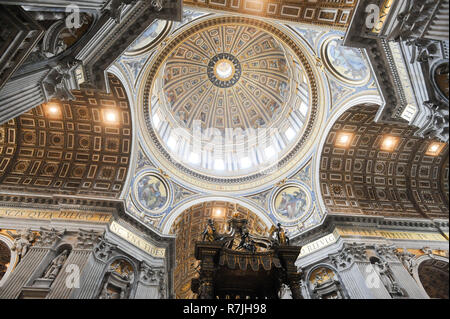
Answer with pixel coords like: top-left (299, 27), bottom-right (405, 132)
top-left (330, 243), bottom-right (377, 299)
top-left (75, 253), bottom-right (106, 299)
top-left (135, 282), bottom-right (160, 299)
top-left (134, 261), bottom-right (165, 299)
top-left (0, 68), bottom-right (48, 124)
top-left (0, 247), bottom-right (49, 299)
top-left (389, 263), bottom-right (429, 299)
top-left (341, 262), bottom-right (376, 299)
top-left (423, 0), bottom-right (449, 41)
top-left (73, 233), bottom-right (118, 299)
top-left (46, 249), bottom-right (92, 299)
top-left (358, 262), bottom-right (391, 299)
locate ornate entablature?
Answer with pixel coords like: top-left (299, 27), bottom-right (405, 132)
top-left (0, 197), bottom-right (176, 299)
top-left (343, 0), bottom-right (449, 142)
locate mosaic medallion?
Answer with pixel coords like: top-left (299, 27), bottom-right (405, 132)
top-left (322, 36), bottom-right (370, 85)
top-left (272, 184), bottom-right (312, 222)
top-left (134, 173), bottom-right (170, 214)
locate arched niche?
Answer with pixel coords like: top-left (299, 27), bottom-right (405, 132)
top-left (168, 201), bottom-right (271, 299)
top-left (97, 256), bottom-right (137, 299)
top-left (0, 234), bottom-right (18, 287)
top-left (28, 243), bottom-right (72, 291)
top-left (306, 264), bottom-right (347, 299)
top-left (368, 256), bottom-right (406, 298)
top-left (412, 255), bottom-right (449, 299)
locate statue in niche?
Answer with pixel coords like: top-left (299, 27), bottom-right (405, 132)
top-left (309, 267), bottom-right (344, 299)
top-left (372, 259), bottom-right (404, 297)
top-left (99, 259), bottom-right (135, 299)
top-left (42, 250), bottom-right (70, 280)
top-left (7, 228), bottom-right (37, 262)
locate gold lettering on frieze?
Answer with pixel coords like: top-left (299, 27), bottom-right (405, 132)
top-left (298, 227), bottom-right (447, 259)
top-left (335, 227), bottom-right (448, 242)
top-left (299, 231), bottom-right (339, 258)
top-left (109, 221), bottom-right (165, 258)
top-left (0, 208), bottom-right (112, 223)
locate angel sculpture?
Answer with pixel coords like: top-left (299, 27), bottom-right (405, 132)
top-left (236, 227), bottom-right (257, 254)
top-left (201, 219), bottom-right (219, 242)
top-left (269, 223), bottom-right (290, 246)
top-left (7, 228), bottom-right (37, 261)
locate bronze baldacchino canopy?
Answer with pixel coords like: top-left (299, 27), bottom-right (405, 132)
top-left (191, 212), bottom-right (303, 299)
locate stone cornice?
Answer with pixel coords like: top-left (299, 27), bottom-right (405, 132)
top-left (290, 213), bottom-right (449, 246)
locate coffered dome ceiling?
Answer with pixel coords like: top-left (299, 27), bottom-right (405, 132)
top-left (140, 17), bottom-right (324, 193)
top-left (162, 24), bottom-right (291, 132)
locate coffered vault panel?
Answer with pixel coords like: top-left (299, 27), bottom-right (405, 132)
top-left (0, 74), bottom-right (132, 198)
top-left (183, 0), bottom-right (356, 29)
top-left (320, 104), bottom-right (449, 220)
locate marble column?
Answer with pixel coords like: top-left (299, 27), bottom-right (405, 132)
top-left (135, 282), bottom-right (160, 299)
top-left (46, 249), bottom-right (92, 299)
top-left (74, 253), bottom-right (106, 299)
top-left (0, 247), bottom-right (50, 299)
top-left (423, 0), bottom-right (449, 41)
top-left (339, 262), bottom-right (376, 299)
top-left (0, 68), bottom-right (48, 125)
top-left (134, 262), bottom-right (164, 299)
top-left (356, 262), bottom-right (391, 299)
top-left (389, 263), bottom-right (429, 299)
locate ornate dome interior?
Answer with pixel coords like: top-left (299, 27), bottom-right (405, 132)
top-left (146, 18), bottom-right (314, 182)
top-left (0, 1), bottom-right (448, 302)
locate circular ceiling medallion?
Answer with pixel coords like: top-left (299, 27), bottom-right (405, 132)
top-left (322, 36), bottom-right (370, 85)
top-left (271, 183), bottom-right (312, 223)
top-left (133, 172), bottom-right (170, 214)
top-left (207, 53), bottom-right (241, 87)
